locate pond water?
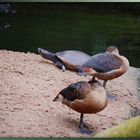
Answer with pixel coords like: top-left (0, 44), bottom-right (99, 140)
top-left (0, 3), bottom-right (140, 68)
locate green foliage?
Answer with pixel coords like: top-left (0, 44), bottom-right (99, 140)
top-left (95, 115), bottom-right (140, 137)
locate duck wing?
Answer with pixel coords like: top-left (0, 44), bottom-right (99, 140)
top-left (82, 53), bottom-right (123, 73)
top-left (60, 81), bottom-right (90, 101)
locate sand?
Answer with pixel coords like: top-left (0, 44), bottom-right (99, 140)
top-left (0, 50), bottom-right (140, 137)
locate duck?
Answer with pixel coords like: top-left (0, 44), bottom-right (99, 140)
top-left (53, 79), bottom-right (107, 134)
top-left (77, 46), bottom-right (129, 88)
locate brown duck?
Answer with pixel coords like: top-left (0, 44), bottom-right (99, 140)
top-left (53, 79), bottom-right (107, 134)
top-left (78, 46), bottom-right (129, 88)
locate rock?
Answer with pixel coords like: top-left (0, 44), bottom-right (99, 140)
top-left (0, 50), bottom-right (140, 137)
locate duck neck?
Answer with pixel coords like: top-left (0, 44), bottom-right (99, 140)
top-left (90, 85), bottom-right (107, 112)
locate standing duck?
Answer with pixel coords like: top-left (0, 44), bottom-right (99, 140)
top-left (53, 79), bottom-right (107, 134)
top-left (78, 46), bottom-right (129, 88)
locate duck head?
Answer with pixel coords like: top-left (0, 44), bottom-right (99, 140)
top-left (106, 46), bottom-right (119, 55)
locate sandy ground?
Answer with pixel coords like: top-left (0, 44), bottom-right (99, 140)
top-left (0, 50), bottom-right (140, 137)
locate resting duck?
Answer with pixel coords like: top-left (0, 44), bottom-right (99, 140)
top-left (78, 46), bottom-right (129, 88)
top-left (53, 79), bottom-right (107, 134)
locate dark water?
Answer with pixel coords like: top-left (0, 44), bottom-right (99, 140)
top-left (0, 3), bottom-right (140, 68)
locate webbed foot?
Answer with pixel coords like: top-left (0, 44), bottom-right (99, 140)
top-left (79, 126), bottom-right (94, 135)
top-left (79, 113), bottom-right (94, 135)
